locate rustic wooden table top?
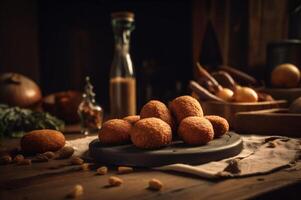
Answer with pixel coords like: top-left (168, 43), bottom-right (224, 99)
top-left (1, 133), bottom-right (301, 200)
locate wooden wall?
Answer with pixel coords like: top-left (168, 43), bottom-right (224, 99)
top-left (0, 0), bottom-right (293, 105)
top-left (192, 0), bottom-right (289, 79)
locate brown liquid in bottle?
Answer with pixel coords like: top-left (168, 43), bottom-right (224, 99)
top-left (110, 77), bottom-right (136, 118)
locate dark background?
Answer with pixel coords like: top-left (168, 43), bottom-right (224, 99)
top-left (0, 0), bottom-right (300, 112)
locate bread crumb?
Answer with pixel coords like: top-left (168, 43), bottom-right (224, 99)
top-left (117, 166), bottom-right (133, 174)
top-left (67, 184), bottom-right (84, 198)
top-left (97, 166), bottom-right (108, 175)
top-left (148, 179), bottom-right (163, 191)
top-left (33, 154), bottom-right (49, 162)
top-left (13, 154), bottom-right (24, 163)
top-left (57, 146), bottom-right (74, 159)
top-left (70, 157), bottom-right (84, 165)
top-left (81, 163), bottom-right (92, 171)
top-left (108, 176), bottom-right (123, 186)
top-left (43, 151), bottom-right (56, 159)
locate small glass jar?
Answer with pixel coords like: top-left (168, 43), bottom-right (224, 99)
top-left (78, 77), bottom-right (103, 135)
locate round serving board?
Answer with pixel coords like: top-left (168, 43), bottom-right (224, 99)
top-left (89, 132), bottom-right (243, 167)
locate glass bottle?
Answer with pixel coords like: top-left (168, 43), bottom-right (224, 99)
top-left (110, 12), bottom-right (136, 118)
top-left (78, 77), bottom-right (103, 135)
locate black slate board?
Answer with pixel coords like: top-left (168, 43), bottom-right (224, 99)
top-left (89, 132), bottom-right (243, 167)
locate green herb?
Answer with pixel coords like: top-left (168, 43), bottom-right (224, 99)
top-left (0, 104), bottom-right (64, 138)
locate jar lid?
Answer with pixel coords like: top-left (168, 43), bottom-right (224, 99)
top-left (111, 11), bottom-right (135, 22)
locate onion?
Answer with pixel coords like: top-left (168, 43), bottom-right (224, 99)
top-left (0, 73), bottom-right (42, 107)
top-left (233, 86), bottom-right (258, 103)
top-left (216, 88), bottom-right (234, 101)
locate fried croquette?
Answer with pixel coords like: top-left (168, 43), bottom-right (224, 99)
top-left (98, 119), bottom-right (132, 145)
top-left (123, 115), bottom-right (140, 125)
top-left (131, 118), bottom-right (172, 149)
top-left (178, 116), bottom-right (214, 145)
top-left (169, 95), bottom-right (203, 123)
top-left (140, 100), bottom-right (175, 131)
top-left (205, 115), bottom-right (229, 138)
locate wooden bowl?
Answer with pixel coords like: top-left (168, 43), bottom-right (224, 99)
top-left (200, 100), bottom-right (287, 128)
top-left (235, 108), bottom-right (301, 136)
top-left (258, 88), bottom-right (301, 104)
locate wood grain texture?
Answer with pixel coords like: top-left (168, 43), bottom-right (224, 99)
top-left (1, 134), bottom-right (301, 200)
top-left (200, 100), bottom-right (287, 127)
top-left (248, 0), bottom-right (288, 73)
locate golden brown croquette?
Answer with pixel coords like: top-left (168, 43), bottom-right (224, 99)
top-left (98, 119), bottom-right (132, 145)
top-left (205, 115), bottom-right (229, 138)
top-left (131, 118), bottom-right (172, 149)
top-left (140, 100), bottom-right (175, 131)
top-left (169, 95), bottom-right (203, 123)
top-left (178, 116), bottom-right (214, 145)
top-left (123, 115), bottom-right (140, 125)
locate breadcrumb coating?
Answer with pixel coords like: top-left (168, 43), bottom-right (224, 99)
top-left (131, 118), bottom-right (172, 149)
top-left (178, 116), bottom-right (214, 145)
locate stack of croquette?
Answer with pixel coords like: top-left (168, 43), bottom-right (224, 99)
top-left (98, 96), bottom-right (229, 149)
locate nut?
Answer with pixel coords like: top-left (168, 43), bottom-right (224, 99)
top-left (13, 154), bottom-right (24, 163)
top-left (70, 157), bottom-right (84, 165)
top-left (56, 146), bottom-right (74, 159)
top-left (33, 154), bottom-right (49, 162)
top-left (17, 159), bottom-right (31, 166)
top-left (96, 166), bottom-right (108, 175)
top-left (117, 166), bottom-right (133, 174)
top-left (81, 163), bottom-right (92, 171)
top-left (43, 151), bottom-right (56, 159)
top-left (148, 179), bottom-right (163, 191)
top-left (67, 184), bottom-right (84, 198)
top-left (108, 176), bottom-right (123, 186)
top-left (0, 155), bottom-right (12, 165)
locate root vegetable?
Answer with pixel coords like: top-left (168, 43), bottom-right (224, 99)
top-left (196, 63), bottom-right (234, 101)
top-left (271, 63), bottom-right (300, 88)
top-left (219, 65), bottom-right (258, 86)
top-left (189, 81), bottom-right (225, 102)
top-left (233, 86), bottom-right (258, 103)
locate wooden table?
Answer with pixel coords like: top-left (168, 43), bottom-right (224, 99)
top-left (1, 133), bottom-right (301, 200)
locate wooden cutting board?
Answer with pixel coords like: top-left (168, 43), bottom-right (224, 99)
top-left (235, 108), bottom-right (301, 136)
top-left (89, 132), bottom-right (242, 167)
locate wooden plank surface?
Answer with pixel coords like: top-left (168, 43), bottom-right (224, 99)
top-left (1, 134), bottom-right (301, 200)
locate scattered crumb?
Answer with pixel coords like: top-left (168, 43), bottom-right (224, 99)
top-left (13, 154), bottom-right (24, 163)
top-left (70, 157), bottom-right (84, 165)
top-left (148, 179), bottom-right (163, 191)
top-left (108, 176), bottom-right (123, 186)
top-left (117, 166), bottom-right (133, 174)
top-left (0, 155), bottom-right (12, 165)
top-left (17, 159), bottom-right (31, 166)
top-left (57, 146), bottom-right (75, 159)
top-left (81, 163), bottom-right (92, 171)
top-left (33, 154), bottom-right (49, 162)
top-left (67, 184), bottom-right (84, 198)
top-left (43, 151), bottom-right (56, 159)
top-left (97, 166), bottom-right (108, 175)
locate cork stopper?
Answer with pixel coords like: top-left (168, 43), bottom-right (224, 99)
top-left (111, 11), bottom-right (135, 22)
